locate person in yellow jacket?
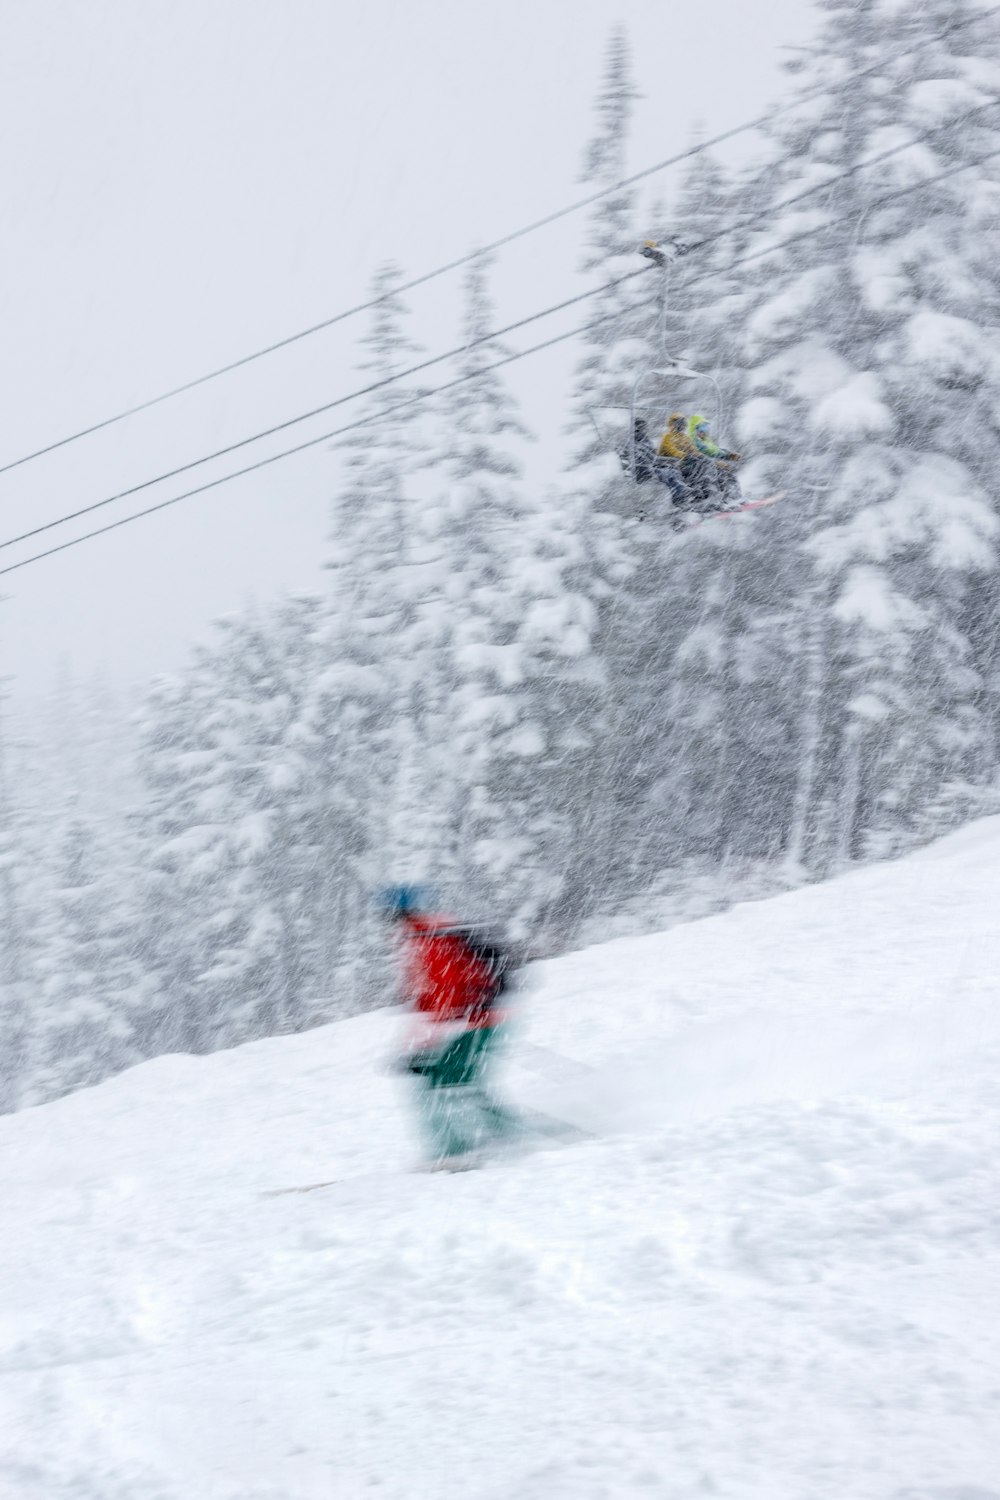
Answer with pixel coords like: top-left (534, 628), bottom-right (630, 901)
top-left (657, 413), bottom-right (699, 463)
top-left (656, 413), bottom-right (742, 511)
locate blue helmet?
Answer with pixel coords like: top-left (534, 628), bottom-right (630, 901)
top-left (375, 885), bottom-right (431, 919)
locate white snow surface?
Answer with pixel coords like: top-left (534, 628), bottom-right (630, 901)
top-left (4, 820), bottom-right (1000, 1498)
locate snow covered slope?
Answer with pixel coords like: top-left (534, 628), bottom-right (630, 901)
top-left (3, 822), bottom-right (1000, 1499)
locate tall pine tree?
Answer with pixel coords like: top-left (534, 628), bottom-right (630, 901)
top-left (735, 0), bottom-right (1000, 868)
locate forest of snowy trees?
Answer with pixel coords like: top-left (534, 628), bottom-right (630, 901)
top-left (2, 0), bottom-right (1000, 1110)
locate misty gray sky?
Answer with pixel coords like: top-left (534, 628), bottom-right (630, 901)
top-left (0, 0), bottom-right (818, 719)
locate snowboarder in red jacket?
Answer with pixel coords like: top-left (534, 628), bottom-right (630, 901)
top-left (380, 886), bottom-right (521, 1167)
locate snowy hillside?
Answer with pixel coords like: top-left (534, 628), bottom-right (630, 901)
top-left (3, 821), bottom-right (1000, 1498)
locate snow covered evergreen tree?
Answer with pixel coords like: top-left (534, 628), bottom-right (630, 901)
top-left (0, 666), bottom-right (148, 1108)
top-left (734, 0), bottom-right (1000, 868)
top-left (424, 252), bottom-right (551, 928)
top-left (135, 596), bottom-right (325, 1055)
top-left (301, 264), bottom-right (432, 997)
top-left (569, 28), bottom-right (649, 476)
top-left (557, 27), bottom-right (661, 925)
top-left (30, 809), bottom-right (144, 1103)
top-left (0, 722), bottom-right (32, 1113)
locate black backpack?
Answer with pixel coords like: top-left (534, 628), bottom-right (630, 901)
top-left (445, 926), bottom-right (518, 1002)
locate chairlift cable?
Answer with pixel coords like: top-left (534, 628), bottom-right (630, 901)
top-left (0, 2), bottom-right (995, 479)
top-left (2, 135), bottom-right (1000, 578)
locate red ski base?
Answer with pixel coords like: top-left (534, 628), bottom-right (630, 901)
top-left (684, 491), bottom-right (787, 527)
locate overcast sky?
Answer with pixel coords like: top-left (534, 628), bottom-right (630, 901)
top-left (0, 0), bottom-right (819, 722)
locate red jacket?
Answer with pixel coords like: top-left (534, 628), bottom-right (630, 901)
top-left (401, 916), bottom-right (506, 1029)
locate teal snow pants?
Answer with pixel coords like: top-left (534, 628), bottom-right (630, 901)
top-left (410, 1026), bottom-right (521, 1162)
